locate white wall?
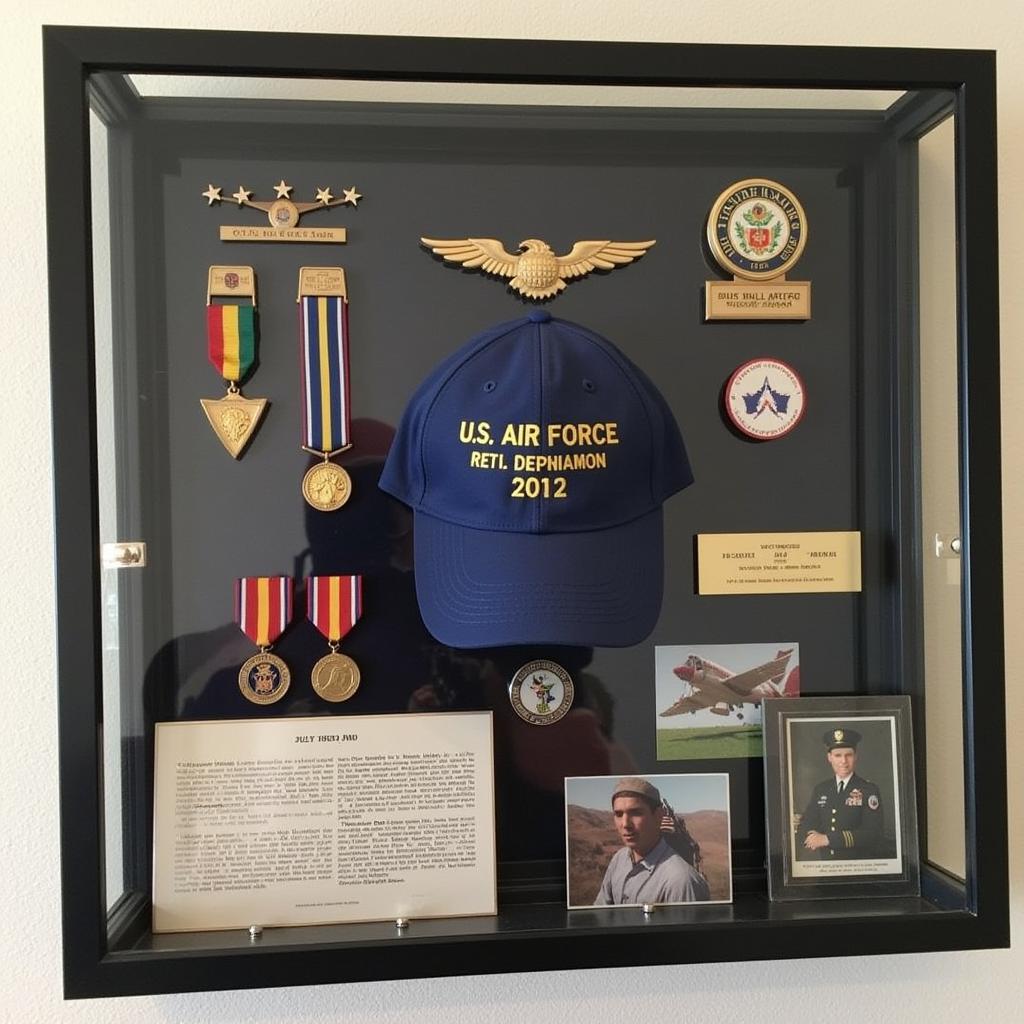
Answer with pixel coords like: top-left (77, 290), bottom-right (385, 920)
top-left (1, 2), bottom-right (1020, 1021)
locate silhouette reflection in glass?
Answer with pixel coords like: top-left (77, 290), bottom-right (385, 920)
top-left (143, 418), bottom-right (636, 868)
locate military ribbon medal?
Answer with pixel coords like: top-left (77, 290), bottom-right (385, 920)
top-left (200, 266), bottom-right (268, 458)
top-left (297, 266), bottom-right (353, 511)
top-left (234, 576), bottom-right (295, 705)
top-left (207, 303), bottom-right (256, 381)
top-left (307, 574), bottom-right (363, 702)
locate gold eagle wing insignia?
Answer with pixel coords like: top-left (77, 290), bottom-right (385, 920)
top-left (420, 236), bottom-right (656, 300)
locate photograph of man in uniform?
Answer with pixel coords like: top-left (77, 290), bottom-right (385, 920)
top-left (797, 728), bottom-right (882, 860)
top-left (786, 716), bottom-right (902, 878)
top-left (594, 778), bottom-right (710, 905)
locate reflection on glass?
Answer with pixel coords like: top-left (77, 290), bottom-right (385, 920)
top-left (128, 74), bottom-right (905, 110)
top-left (85, 69), bottom-right (966, 922)
top-left (90, 106), bottom-right (124, 911)
top-left (918, 114), bottom-right (966, 880)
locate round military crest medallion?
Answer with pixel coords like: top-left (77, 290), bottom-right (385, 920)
top-left (238, 651), bottom-right (290, 705)
top-left (707, 178), bottom-right (808, 281)
top-left (508, 660), bottom-right (574, 726)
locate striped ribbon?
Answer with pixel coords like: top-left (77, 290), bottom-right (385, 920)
top-left (299, 295), bottom-right (350, 454)
top-left (234, 576), bottom-right (294, 647)
top-left (307, 575), bottom-right (362, 642)
top-left (207, 304), bottom-right (257, 382)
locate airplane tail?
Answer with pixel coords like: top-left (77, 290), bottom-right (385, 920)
top-left (779, 665), bottom-right (800, 697)
top-left (768, 648), bottom-right (795, 685)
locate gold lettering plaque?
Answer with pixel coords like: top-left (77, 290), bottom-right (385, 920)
top-left (697, 531), bottom-right (862, 595)
top-left (705, 280), bottom-right (811, 320)
top-left (220, 226), bottom-right (347, 244)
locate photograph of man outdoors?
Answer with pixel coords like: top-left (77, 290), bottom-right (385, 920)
top-left (565, 774), bottom-right (731, 908)
top-left (788, 718), bottom-right (901, 874)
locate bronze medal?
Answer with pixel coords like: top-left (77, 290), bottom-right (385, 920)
top-left (311, 651), bottom-right (361, 703)
top-left (301, 460), bottom-right (352, 511)
top-left (238, 650), bottom-right (291, 705)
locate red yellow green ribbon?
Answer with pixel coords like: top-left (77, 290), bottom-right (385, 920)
top-left (208, 304), bottom-right (257, 382)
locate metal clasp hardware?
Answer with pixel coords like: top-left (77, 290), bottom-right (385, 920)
top-left (207, 265), bottom-right (257, 305)
top-left (101, 542), bottom-right (147, 568)
top-left (297, 266), bottom-right (347, 301)
top-left (934, 533), bottom-right (962, 559)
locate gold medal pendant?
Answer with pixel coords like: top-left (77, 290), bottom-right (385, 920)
top-left (302, 458), bottom-right (352, 511)
top-left (311, 650), bottom-right (361, 703)
top-left (204, 266), bottom-right (267, 457)
top-left (238, 649), bottom-right (291, 705)
top-left (298, 268), bottom-right (354, 510)
top-left (201, 386), bottom-right (268, 459)
top-left (306, 576), bottom-right (363, 702)
top-left (235, 577), bottom-right (296, 705)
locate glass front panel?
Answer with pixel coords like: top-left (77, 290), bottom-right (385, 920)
top-left (85, 71), bottom-right (965, 933)
top-left (90, 105), bottom-right (125, 912)
top-left (917, 113), bottom-right (966, 880)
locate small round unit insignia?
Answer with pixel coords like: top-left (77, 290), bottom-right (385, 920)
top-left (508, 660), bottom-right (574, 726)
top-left (707, 178), bottom-right (808, 281)
top-left (268, 198), bottom-right (300, 229)
top-left (724, 358), bottom-right (806, 441)
top-left (238, 651), bottom-right (290, 705)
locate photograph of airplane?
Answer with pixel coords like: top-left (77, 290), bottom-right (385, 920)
top-left (660, 648), bottom-right (799, 719)
top-left (655, 643), bottom-right (801, 761)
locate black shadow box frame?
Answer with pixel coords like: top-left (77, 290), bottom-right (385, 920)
top-left (43, 25), bottom-right (1007, 999)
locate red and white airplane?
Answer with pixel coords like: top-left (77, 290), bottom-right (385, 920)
top-left (659, 649), bottom-right (799, 720)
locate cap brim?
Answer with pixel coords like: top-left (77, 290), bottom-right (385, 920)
top-left (412, 507), bottom-right (665, 649)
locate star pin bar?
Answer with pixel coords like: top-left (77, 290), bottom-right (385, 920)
top-left (202, 179), bottom-right (362, 244)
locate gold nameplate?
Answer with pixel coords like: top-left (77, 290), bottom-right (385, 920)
top-left (705, 279), bottom-right (811, 320)
top-left (200, 393), bottom-right (268, 459)
top-left (220, 226), bottom-right (347, 244)
top-left (697, 531), bottom-right (862, 595)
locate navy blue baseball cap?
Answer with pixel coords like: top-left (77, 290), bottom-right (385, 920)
top-left (379, 310), bottom-right (693, 648)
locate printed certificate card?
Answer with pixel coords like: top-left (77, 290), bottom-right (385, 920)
top-left (153, 712), bottom-right (496, 932)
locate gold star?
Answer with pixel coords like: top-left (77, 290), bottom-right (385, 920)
top-left (232, 186), bottom-right (252, 205)
top-left (273, 179), bottom-right (293, 198)
top-left (342, 186), bottom-right (362, 206)
top-left (201, 184), bottom-right (222, 205)
top-left (315, 187), bottom-right (334, 205)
